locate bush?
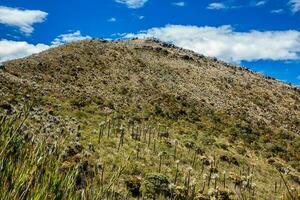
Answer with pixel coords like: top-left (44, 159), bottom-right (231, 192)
top-left (141, 173), bottom-right (170, 199)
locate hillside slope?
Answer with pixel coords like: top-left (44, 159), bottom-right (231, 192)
top-left (0, 39), bottom-right (299, 199)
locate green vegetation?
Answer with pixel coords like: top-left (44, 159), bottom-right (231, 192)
top-left (0, 107), bottom-right (299, 199)
top-left (0, 39), bottom-right (299, 199)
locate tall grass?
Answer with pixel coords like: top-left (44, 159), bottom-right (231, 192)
top-left (0, 111), bottom-right (129, 200)
top-left (0, 110), bottom-right (298, 199)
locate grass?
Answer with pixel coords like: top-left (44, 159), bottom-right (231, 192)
top-left (0, 106), bottom-right (299, 199)
top-left (0, 39), bottom-right (299, 199)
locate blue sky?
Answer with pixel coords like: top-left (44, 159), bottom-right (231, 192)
top-left (0, 0), bottom-right (300, 86)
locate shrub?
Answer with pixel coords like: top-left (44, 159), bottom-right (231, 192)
top-left (141, 173), bottom-right (170, 199)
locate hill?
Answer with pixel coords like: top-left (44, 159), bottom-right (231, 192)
top-left (0, 39), bottom-right (299, 199)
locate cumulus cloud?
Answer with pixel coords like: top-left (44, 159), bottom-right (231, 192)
top-left (51, 31), bottom-right (91, 46)
top-left (172, 2), bottom-right (185, 7)
top-left (207, 2), bottom-right (227, 10)
top-left (0, 40), bottom-right (49, 62)
top-left (115, 0), bottom-right (148, 8)
top-left (124, 25), bottom-right (300, 63)
top-left (0, 31), bottom-right (91, 62)
top-left (0, 6), bottom-right (48, 35)
top-left (289, 0), bottom-right (300, 13)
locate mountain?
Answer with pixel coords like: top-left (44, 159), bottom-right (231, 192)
top-left (0, 39), bottom-right (299, 199)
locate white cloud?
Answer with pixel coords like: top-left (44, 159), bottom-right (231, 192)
top-left (0, 30), bottom-right (91, 62)
top-left (207, 1), bottom-right (267, 10)
top-left (289, 0), bottom-right (300, 13)
top-left (115, 0), bottom-right (148, 8)
top-left (172, 2), bottom-right (185, 7)
top-left (207, 2), bottom-right (227, 10)
top-left (51, 31), bottom-right (91, 46)
top-left (0, 40), bottom-right (49, 62)
top-left (255, 1), bottom-right (266, 6)
top-left (0, 6), bottom-right (47, 35)
top-left (124, 25), bottom-right (300, 63)
top-left (138, 15), bottom-right (145, 20)
top-left (271, 9), bottom-right (284, 14)
top-left (108, 17), bottom-right (117, 22)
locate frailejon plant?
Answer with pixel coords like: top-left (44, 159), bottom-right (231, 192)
top-left (147, 125), bottom-right (152, 147)
top-left (98, 121), bottom-right (105, 144)
top-left (158, 124), bottom-right (169, 139)
top-left (158, 151), bottom-right (167, 173)
top-left (118, 124), bottom-right (125, 150)
top-left (173, 139), bottom-right (178, 161)
top-left (136, 143), bottom-right (141, 159)
top-left (174, 160), bottom-right (180, 185)
top-left (185, 167), bottom-right (193, 195)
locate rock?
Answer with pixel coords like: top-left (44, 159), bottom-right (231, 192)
top-left (0, 64), bottom-right (5, 70)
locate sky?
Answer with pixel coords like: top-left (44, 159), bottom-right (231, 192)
top-left (0, 0), bottom-right (300, 86)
